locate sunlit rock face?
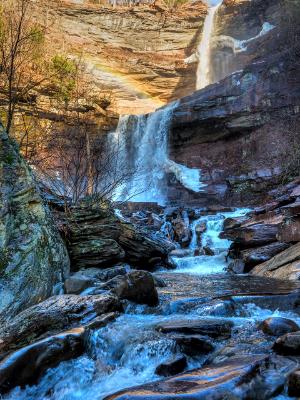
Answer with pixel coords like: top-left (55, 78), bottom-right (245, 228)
top-left (0, 124), bottom-right (70, 322)
top-left (30, 0), bottom-right (207, 114)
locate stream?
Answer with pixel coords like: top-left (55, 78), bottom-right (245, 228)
top-left (6, 209), bottom-right (300, 400)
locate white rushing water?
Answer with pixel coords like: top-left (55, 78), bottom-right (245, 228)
top-left (171, 208), bottom-right (250, 274)
top-left (5, 208), bottom-right (300, 400)
top-left (196, 0), bottom-right (223, 89)
top-left (108, 102), bottom-right (205, 205)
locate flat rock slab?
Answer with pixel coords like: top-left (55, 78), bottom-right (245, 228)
top-left (156, 273), bottom-right (300, 307)
top-left (156, 319), bottom-right (233, 339)
top-left (104, 355), bottom-right (267, 400)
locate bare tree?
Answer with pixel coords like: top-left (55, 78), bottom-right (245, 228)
top-left (0, 0), bottom-right (46, 134)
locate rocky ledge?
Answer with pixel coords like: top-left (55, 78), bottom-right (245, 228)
top-left (221, 180), bottom-right (300, 279)
top-left (168, 47), bottom-right (300, 206)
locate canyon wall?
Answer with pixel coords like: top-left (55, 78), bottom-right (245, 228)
top-left (31, 0), bottom-right (207, 113)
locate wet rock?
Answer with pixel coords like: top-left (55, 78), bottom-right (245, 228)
top-left (150, 213), bottom-right (163, 230)
top-left (172, 213), bottom-right (192, 248)
top-left (64, 266), bottom-right (129, 294)
top-left (259, 317), bottom-right (299, 337)
top-left (240, 242), bottom-right (290, 270)
top-left (251, 242), bottom-right (300, 280)
top-left (157, 273), bottom-right (300, 311)
top-left (273, 331), bottom-right (300, 355)
top-left (0, 328), bottom-right (85, 393)
top-left (64, 275), bottom-right (93, 294)
top-left (171, 334), bottom-right (214, 356)
top-left (155, 356), bottom-right (187, 377)
top-left (70, 238), bottom-right (125, 269)
top-left (223, 216), bottom-right (250, 230)
top-left (220, 224), bottom-right (278, 247)
top-left (227, 259), bottom-right (245, 274)
top-left (80, 265), bottom-right (128, 282)
top-left (156, 319), bottom-right (233, 339)
top-left (278, 216), bottom-right (300, 243)
top-left (201, 300), bottom-right (243, 318)
top-left (152, 275), bottom-right (167, 288)
top-left (0, 293), bottom-right (121, 357)
top-left (195, 221), bottom-right (207, 246)
top-left (169, 249), bottom-right (193, 258)
top-left (104, 355), bottom-right (269, 400)
top-left (0, 126), bottom-right (70, 321)
top-left (118, 223), bottom-right (171, 270)
top-left (83, 312), bottom-right (118, 331)
top-left (101, 271), bottom-right (158, 306)
top-left (288, 369), bottom-right (300, 397)
top-left (65, 203), bottom-right (171, 272)
top-left (203, 246), bottom-right (215, 256)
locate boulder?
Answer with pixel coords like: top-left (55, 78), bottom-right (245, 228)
top-left (288, 370), bottom-right (300, 397)
top-left (119, 223), bottom-right (171, 269)
top-left (223, 216), bottom-right (250, 230)
top-left (101, 270), bottom-right (158, 306)
top-left (77, 265), bottom-right (128, 282)
top-left (0, 293), bottom-right (121, 357)
top-left (64, 275), bottom-right (93, 294)
top-left (227, 259), bottom-right (245, 274)
top-left (155, 356), bottom-right (187, 377)
top-left (64, 265), bottom-right (129, 294)
top-left (278, 216), bottom-right (300, 242)
top-left (273, 331), bottom-right (300, 355)
top-left (240, 242), bottom-right (290, 270)
top-left (169, 249), bottom-right (193, 258)
top-left (171, 334), bottom-right (214, 356)
top-left (0, 328), bottom-right (85, 393)
top-left (65, 204), bottom-right (171, 271)
top-left (251, 242), bottom-right (300, 280)
top-left (171, 212), bottom-right (192, 248)
top-left (259, 317), bottom-right (299, 337)
top-left (156, 319), bottom-right (233, 339)
top-left (220, 224), bottom-right (278, 248)
top-left (195, 221), bottom-right (207, 246)
top-left (0, 125), bottom-right (70, 321)
top-left (69, 238), bottom-right (125, 269)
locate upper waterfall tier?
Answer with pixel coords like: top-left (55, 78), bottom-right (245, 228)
top-left (196, 0), bottom-right (223, 89)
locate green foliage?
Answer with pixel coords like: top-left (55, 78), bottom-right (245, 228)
top-left (50, 55), bottom-right (77, 105)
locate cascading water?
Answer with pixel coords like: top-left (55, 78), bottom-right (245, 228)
top-left (5, 207), bottom-right (300, 400)
top-left (196, 0), bottom-right (223, 89)
top-left (170, 208), bottom-right (249, 274)
top-left (108, 102), bottom-right (205, 205)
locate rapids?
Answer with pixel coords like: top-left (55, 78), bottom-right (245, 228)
top-left (5, 208), bottom-right (300, 400)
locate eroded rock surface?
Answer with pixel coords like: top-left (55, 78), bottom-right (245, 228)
top-left (0, 328), bottom-right (85, 393)
top-left (62, 203), bottom-right (171, 271)
top-left (0, 125), bottom-right (70, 322)
top-left (0, 293), bottom-right (121, 358)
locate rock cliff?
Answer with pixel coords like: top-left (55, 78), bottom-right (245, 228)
top-left (0, 124), bottom-right (70, 322)
top-left (31, 0), bottom-right (207, 113)
top-left (168, 46), bottom-right (300, 206)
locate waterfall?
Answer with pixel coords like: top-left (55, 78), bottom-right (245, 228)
top-left (196, 0), bottom-right (223, 90)
top-left (107, 102), bottom-right (205, 205)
